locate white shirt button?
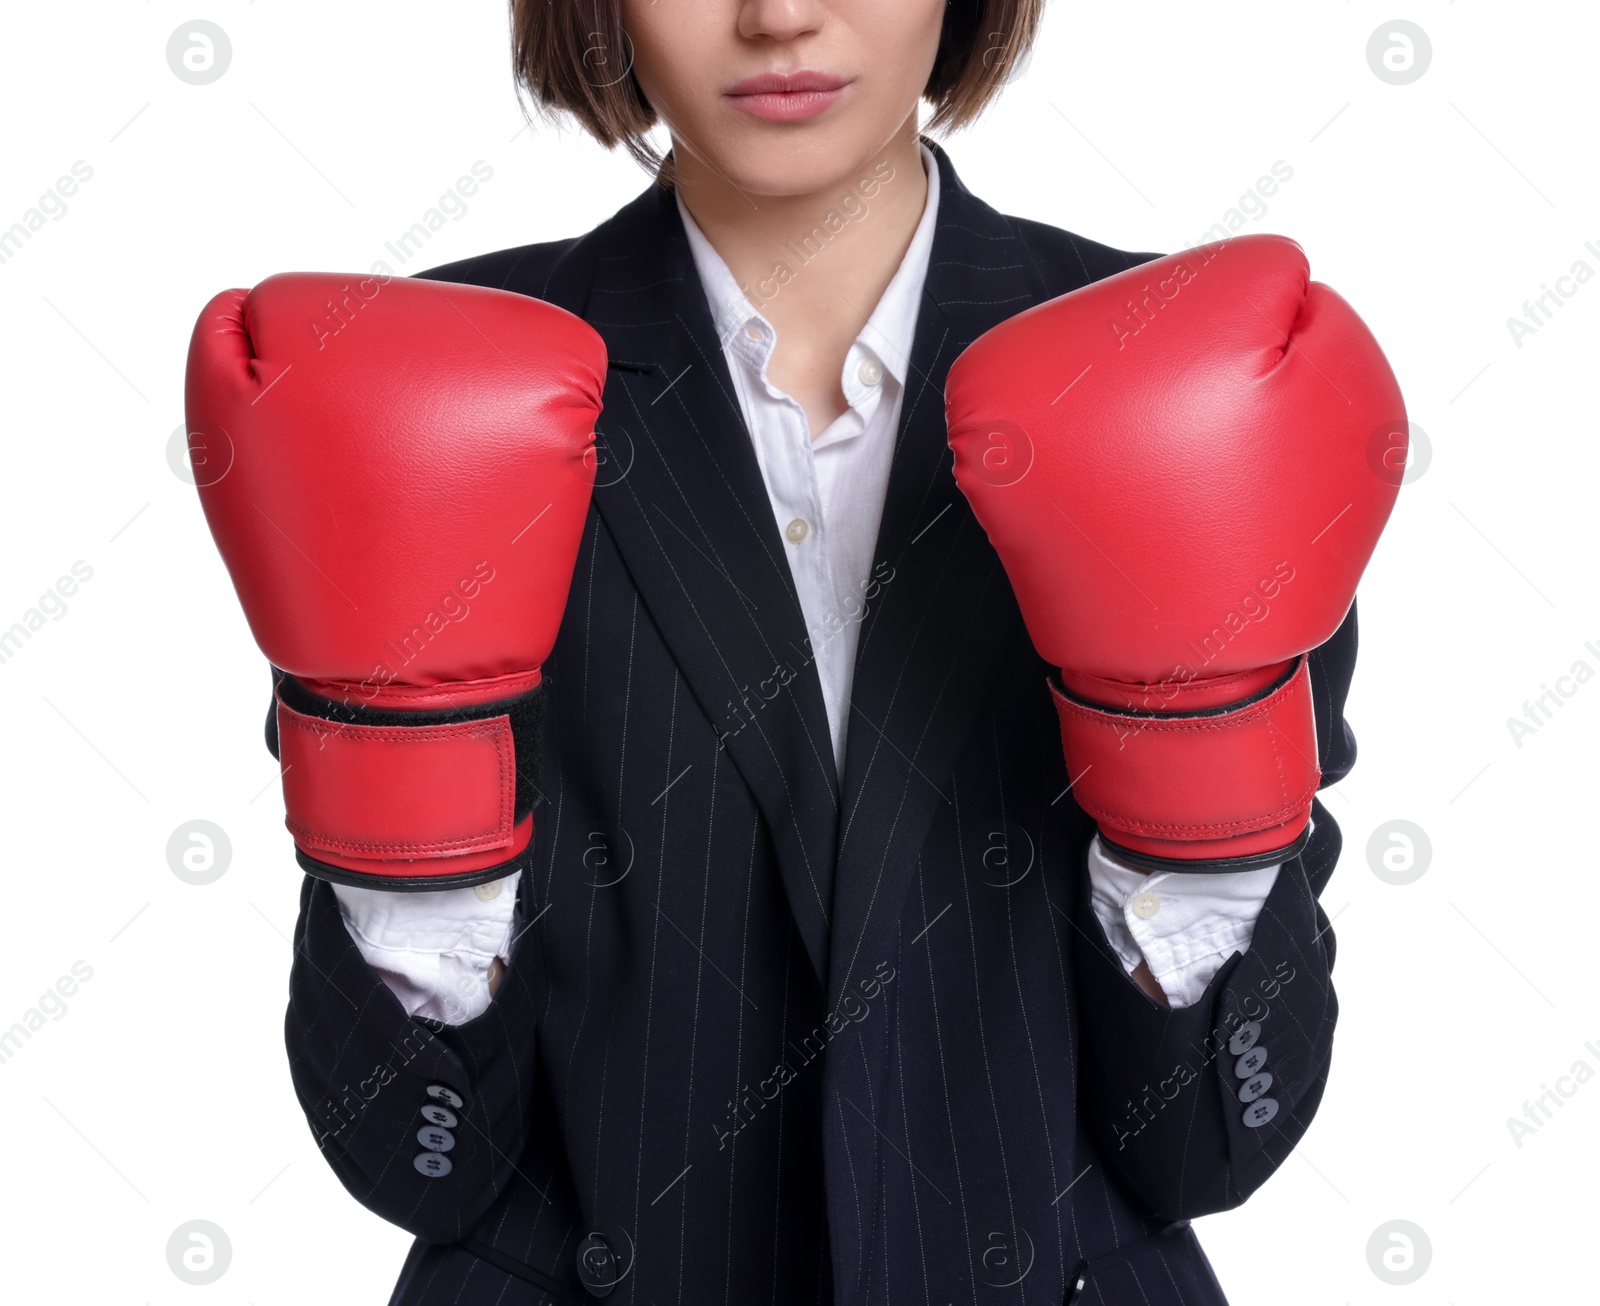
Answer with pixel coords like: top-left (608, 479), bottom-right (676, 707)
top-left (1130, 890), bottom-right (1161, 920)
top-left (857, 358), bottom-right (884, 387)
top-left (785, 517), bottom-right (810, 544)
top-left (744, 324), bottom-right (762, 341)
top-left (473, 879), bottom-right (503, 901)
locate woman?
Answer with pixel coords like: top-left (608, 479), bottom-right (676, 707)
top-left (189, 2), bottom-right (1395, 1301)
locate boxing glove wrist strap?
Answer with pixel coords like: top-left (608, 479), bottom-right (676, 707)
top-left (272, 675), bottom-right (546, 891)
top-left (1050, 656), bottom-right (1320, 874)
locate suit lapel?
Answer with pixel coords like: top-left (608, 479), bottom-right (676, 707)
top-left (456, 147), bottom-right (1128, 1300)
top-left (525, 145), bottom-right (1056, 1009)
top-left (815, 150), bottom-right (1057, 1300)
top-left (812, 142), bottom-right (1075, 1306)
top-left (540, 185), bottom-right (842, 987)
top-left (824, 145), bottom-right (1044, 1009)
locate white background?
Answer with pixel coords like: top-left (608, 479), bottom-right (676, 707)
top-left (1, 2), bottom-right (1595, 1302)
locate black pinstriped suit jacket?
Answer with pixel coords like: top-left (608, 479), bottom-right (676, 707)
top-left (284, 141), bottom-right (1357, 1305)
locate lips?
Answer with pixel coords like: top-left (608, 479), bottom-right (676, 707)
top-left (725, 70), bottom-right (851, 122)
top-left (727, 70), bottom-right (849, 96)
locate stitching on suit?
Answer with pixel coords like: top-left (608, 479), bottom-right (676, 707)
top-left (931, 293), bottom-right (1033, 308)
top-left (591, 277), bottom-right (684, 295)
top-left (932, 259), bottom-right (1025, 272)
top-left (940, 221), bottom-right (1012, 242)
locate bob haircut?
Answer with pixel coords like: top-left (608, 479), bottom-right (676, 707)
top-left (510, 0), bottom-right (1043, 179)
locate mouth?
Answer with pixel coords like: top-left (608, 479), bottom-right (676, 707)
top-left (724, 70), bottom-right (851, 122)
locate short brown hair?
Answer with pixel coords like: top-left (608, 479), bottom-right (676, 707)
top-left (510, 1), bottom-right (1043, 179)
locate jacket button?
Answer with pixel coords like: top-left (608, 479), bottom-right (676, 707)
top-left (417, 1125), bottom-right (455, 1153)
top-left (576, 1232), bottom-right (619, 1297)
top-left (1242, 1096), bottom-right (1280, 1128)
top-left (413, 1151), bottom-right (453, 1178)
top-left (1234, 1045), bottom-right (1268, 1078)
top-left (1228, 1020), bottom-right (1262, 1055)
top-left (425, 1083), bottom-right (465, 1110)
top-left (1238, 1071), bottom-right (1274, 1104)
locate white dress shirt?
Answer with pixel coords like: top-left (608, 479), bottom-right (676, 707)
top-left (332, 144), bottom-right (1279, 1019)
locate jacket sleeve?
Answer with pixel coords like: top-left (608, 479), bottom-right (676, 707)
top-left (284, 868), bottom-right (542, 1243)
top-left (1071, 599), bottom-right (1358, 1217)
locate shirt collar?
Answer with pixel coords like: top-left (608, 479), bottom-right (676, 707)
top-left (676, 142), bottom-right (940, 391)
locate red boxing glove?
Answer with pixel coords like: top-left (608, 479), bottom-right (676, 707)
top-left (946, 235), bottom-right (1405, 872)
top-left (186, 272), bottom-right (605, 889)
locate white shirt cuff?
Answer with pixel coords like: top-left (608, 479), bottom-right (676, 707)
top-left (1086, 835), bottom-right (1281, 1009)
top-left (330, 871), bottom-right (520, 1025)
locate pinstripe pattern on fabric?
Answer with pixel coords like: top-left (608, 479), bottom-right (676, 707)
top-left (281, 143), bottom-right (1356, 1305)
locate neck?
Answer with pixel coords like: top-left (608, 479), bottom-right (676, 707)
top-left (671, 112), bottom-right (930, 333)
